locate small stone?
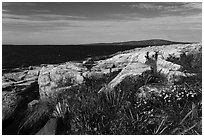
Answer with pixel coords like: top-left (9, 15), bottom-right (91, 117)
top-left (28, 66), bottom-right (33, 70)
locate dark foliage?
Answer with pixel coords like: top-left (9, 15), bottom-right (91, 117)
top-left (54, 73), bottom-right (202, 135)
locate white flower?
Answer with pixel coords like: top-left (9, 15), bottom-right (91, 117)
top-left (177, 97), bottom-right (181, 100)
top-left (164, 94), bottom-right (168, 99)
top-left (168, 100), bottom-right (171, 102)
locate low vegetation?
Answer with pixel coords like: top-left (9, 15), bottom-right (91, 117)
top-left (50, 76), bottom-right (201, 135)
top-left (31, 56), bottom-right (201, 135)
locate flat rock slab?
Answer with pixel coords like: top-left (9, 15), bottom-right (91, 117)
top-left (98, 43), bottom-right (201, 93)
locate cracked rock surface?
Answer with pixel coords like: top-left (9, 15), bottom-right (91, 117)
top-left (2, 43), bottom-right (202, 134)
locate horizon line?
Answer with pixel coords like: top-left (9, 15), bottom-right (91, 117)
top-left (2, 39), bottom-right (198, 46)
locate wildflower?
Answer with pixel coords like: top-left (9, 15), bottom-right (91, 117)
top-left (164, 94), bottom-right (168, 99)
top-left (180, 92), bottom-right (184, 95)
top-left (177, 97), bottom-right (181, 100)
top-left (189, 90), bottom-right (193, 94)
top-left (143, 100), bottom-right (147, 104)
top-left (191, 94), bottom-right (195, 98)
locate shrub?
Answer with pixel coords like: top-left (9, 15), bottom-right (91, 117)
top-left (55, 74), bottom-right (202, 135)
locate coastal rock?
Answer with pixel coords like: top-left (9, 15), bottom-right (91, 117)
top-left (2, 74), bottom-right (40, 131)
top-left (2, 43), bottom-right (201, 135)
top-left (3, 71), bottom-right (27, 82)
top-left (2, 91), bottom-right (22, 121)
top-left (95, 53), bottom-right (132, 70)
top-left (99, 62), bottom-right (151, 93)
top-left (2, 81), bottom-right (40, 122)
top-left (2, 66), bottom-right (41, 93)
top-left (28, 100), bottom-right (40, 111)
top-left (82, 71), bottom-right (108, 81)
top-left (26, 69), bottom-right (40, 78)
top-left (99, 43), bottom-right (201, 93)
top-left (82, 58), bottom-right (96, 71)
top-left (2, 82), bottom-right (15, 91)
top-left (38, 64), bottom-right (84, 99)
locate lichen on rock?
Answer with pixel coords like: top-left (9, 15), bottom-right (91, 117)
top-left (38, 64), bottom-right (84, 99)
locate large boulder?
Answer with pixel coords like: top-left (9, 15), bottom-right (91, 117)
top-left (38, 63), bottom-right (84, 99)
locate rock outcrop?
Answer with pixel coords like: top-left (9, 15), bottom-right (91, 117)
top-left (38, 63), bottom-right (84, 100)
top-left (2, 91), bottom-right (22, 121)
top-left (2, 43), bottom-right (201, 134)
top-left (98, 43), bottom-right (201, 94)
top-left (2, 66), bottom-right (41, 122)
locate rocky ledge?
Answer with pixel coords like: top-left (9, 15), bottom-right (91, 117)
top-left (2, 43), bottom-right (202, 134)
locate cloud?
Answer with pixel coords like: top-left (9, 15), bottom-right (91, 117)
top-left (2, 2), bottom-right (12, 7)
top-left (183, 2), bottom-right (202, 9)
top-left (109, 3), bottom-right (202, 21)
top-left (3, 2), bottom-right (37, 7)
top-left (3, 13), bottom-right (31, 20)
top-left (3, 12), bottom-right (87, 22)
top-left (129, 3), bottom-right (164, 10)
top-left (25, 9), bottom-right (51, 13)
top-left (33, 14), bottom-right (87, 20)
top-left (2, 12), bottom-right (88, 33)
top-left (3, 13), bottom-right (201, 44)
top-left (129, 2), bottom-right (201, 10)
top-left (2, 9), bottom-right (10, 12)
top-left (128, 2), bottom-right (201, 17)
top-left (2, 2), bottom-right (202, 44)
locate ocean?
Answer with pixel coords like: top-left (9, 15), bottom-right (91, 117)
top-left (2, 45), bottom-right (140, 69)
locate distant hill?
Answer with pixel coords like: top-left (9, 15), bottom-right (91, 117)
top-left (3, 39), bottom-right (193, 47)
top-left (84, 39), bottom-right (193, 47)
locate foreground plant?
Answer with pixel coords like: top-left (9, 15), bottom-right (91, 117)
top-left (56, 77), bottom-right (201, 135)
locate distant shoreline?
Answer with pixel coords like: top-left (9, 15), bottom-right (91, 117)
top-left (2, 39), bottom-right (194, 71)
top-left (2, 39), bottom-right (194, 46)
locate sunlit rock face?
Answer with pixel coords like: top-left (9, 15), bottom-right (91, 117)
top-left (98, 43), bottom-right (201, 93)
top-left (38, 63), bottom-right (84, 99)
top-left (2, 43), bottom-right (201, 103)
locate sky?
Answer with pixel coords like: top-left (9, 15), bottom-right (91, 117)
top-left (2, 2), bottom-right (202, 45)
